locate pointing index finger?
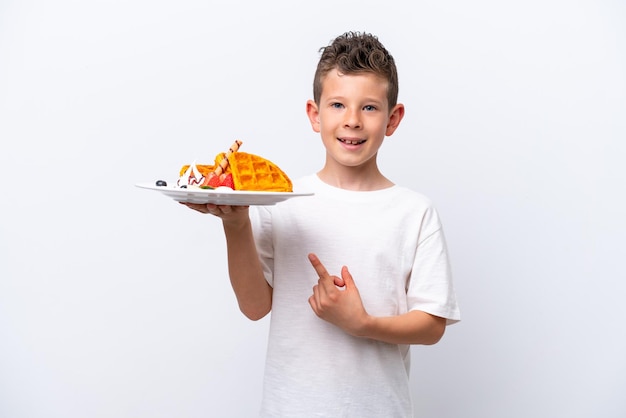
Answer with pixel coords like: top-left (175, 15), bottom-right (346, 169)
top-left (308, 253), bottom-right (330, 279)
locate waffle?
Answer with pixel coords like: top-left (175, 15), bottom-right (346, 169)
top-left (215, 152), bottom-right (293, 192)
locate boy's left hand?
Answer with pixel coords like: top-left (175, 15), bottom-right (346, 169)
top-left (307, 253), bottom-right (369, 336)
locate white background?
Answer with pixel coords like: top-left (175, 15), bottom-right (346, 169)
top-left (1, 1), bottom-right (625, 417)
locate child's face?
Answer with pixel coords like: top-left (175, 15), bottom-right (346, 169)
top-left (307, 69), bottom-right (403, 172)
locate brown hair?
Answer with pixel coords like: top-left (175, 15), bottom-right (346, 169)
top-left (313, 31), bottom-right (399, 109)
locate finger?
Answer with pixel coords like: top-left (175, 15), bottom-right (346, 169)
top-left (205, 204), bottom-right (221, 215)
top-left (213, 204), bottom-right (250, 215)
top-left (217, 205), bottom-right (232, 214)
top-left (180, 202), bottom-right (209, 213)
top-left (308, 294), bottom-right (320, 316)
top-left (308, 253), bottom-right (331, 280)
top-left (337, 266), bottom-right (352, 288)
top-left (180, 202), bottom-right (228, 217)
top-left (309, 283), bottom-right (324, 313)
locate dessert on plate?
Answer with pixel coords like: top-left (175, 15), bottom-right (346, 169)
top-left (176, 140), bottom-right (293, 192)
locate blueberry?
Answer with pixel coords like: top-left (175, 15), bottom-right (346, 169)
top-left (155, 180), bottom-right (167, 187)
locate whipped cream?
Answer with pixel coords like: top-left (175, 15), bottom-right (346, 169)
top-left (176, 161), bottom-right (205, 188)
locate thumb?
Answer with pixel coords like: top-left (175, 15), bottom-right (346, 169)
top-left (339, 266), bottom-right (355, 289)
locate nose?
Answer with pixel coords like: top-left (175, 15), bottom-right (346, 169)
top-left (343, 108), bottom-right (361, 129)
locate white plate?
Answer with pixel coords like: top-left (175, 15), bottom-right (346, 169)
top-left (135, 182), bottom-right (314, 205)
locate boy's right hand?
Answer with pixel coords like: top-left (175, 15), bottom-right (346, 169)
top-left (179, 202), bottom-right (250, 225)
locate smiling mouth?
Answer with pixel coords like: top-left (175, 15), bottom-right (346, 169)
top-left (338, 138), bottom-right (366, 145)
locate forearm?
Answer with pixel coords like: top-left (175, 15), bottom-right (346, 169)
top-left (356, 310), bottom-right (446, 345)
top-left (223, 219), bottom-right (272, 320)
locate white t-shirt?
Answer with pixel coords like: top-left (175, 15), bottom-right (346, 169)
top-left (250, 175), bottom-right (461, 418)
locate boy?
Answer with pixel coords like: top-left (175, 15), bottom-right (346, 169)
top-left (184, 31), bottom-right (460, 417)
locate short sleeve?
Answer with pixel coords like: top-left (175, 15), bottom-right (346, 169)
top-left (406, 211), bottom-right (461, 325)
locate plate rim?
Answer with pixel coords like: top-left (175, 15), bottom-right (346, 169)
top-left (134, 182), bottom-right (313, 197)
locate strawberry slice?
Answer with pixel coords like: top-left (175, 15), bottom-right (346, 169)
top-left (201, 172), bottom-right (235, 189)
top-left (220, 173), bottom-right (235, 189)
top-left (206, 173), bottom-right (221, 188)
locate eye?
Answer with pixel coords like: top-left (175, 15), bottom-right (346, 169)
top-left (363, 105), bottom-right (377, 112)
top-left (331, 102), bottom-right (344, 109)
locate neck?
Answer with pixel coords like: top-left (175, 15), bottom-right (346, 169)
top-left (316, 165), bottom-right (394, 191)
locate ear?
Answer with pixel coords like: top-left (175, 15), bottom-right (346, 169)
top-left (385, 103), bottom-right (405, 136)
top-left (306, 99), bottom-right (321, 133)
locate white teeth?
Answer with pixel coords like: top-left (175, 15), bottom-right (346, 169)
top-left (341, 139), bottom-right (364, 145)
